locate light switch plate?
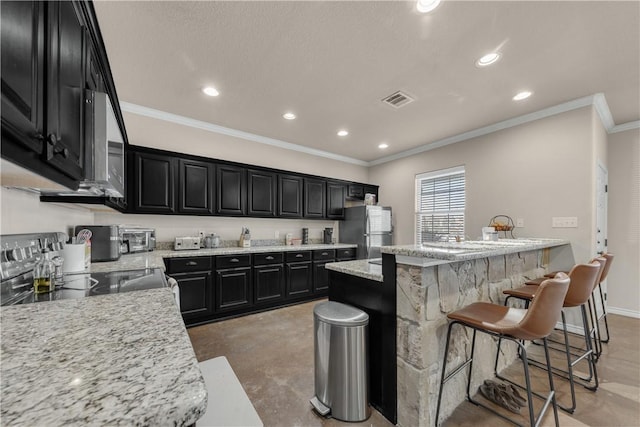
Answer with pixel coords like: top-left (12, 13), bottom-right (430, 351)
top-left (552, 217), bottom-right (578, 228)
top-left (516, 218), bottom-right (524, 228)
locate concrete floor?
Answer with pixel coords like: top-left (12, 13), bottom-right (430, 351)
top-left (188, 300), bottom-right (640, 427)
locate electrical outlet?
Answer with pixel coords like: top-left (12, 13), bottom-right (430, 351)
top-left (516, 218), bottom-right (524, 228)
top-left (552, 217), bottom-right (578, 228)
top-left (274, 231), bottom-right (280, 239)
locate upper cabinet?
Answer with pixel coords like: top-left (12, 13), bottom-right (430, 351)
top-left (304, 178), bottom-right (325, 218)
top-left (131, 150), bottom-right (176, 214)
top-left (216, 164), bottom-right (247, 216)
top-left (178, 158), bottom-right (214, 215)
top-left (326, 181), bottom-right (346, 219)
top-left (278, 174), bottom-right (303, 218)
top-left (1, 1), bottom-right (127, 191)
top-left (248, 169), bottom-right (276, 217)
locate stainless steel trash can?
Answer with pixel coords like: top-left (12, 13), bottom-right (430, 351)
top-left (310, 301), bottom-right (370, 422)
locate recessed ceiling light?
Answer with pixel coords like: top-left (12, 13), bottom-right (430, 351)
top-left (416, 0), bottom-right (441, 13)
top-left (202, 86), bottom-right (219, 97)
top-left (513, 91), bottom-right (533, 101)
top-left (337, 130), bottom-right (349, 137)
top-left (283, 112), bottom-right (296, 120)
top-left (378, 143), bottom-right (389, 149)
top-left (476, 52), bottom-right (501, 67)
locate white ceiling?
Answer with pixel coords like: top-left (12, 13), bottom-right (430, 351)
top-left (93, 1), bottom-right (640, 164)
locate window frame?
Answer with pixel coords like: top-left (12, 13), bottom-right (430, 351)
top-left (415, 165), bottom-right (466, 244)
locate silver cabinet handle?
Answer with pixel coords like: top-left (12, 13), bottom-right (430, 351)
top-left (295, 254), bottom-right (303, 258)
top-left (266, 256), bottom-right (274, 260)
top-left (230, 258), bottom-right (239, 263)
top-left (321, 252), bottom-right (328, 256)
top-left (186, 261), bottom-right (197, 266)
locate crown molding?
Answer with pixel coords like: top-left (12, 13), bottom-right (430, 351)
top-left (119, 102), bottom-right (369, 167)
top-left (121, 94), bottom-right (635, 168)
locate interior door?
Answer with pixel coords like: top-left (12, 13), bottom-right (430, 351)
top-left (595, 162), bottom-right (608, 309)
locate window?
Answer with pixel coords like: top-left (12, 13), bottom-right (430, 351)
top-left (415, 166), bottom-right (465, 243)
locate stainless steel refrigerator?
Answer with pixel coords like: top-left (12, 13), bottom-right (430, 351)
top-left (339, 206), bottom-right (393, 259)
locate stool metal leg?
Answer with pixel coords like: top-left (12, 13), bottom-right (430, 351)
top-left (596, 283), bottom-right (611, 343)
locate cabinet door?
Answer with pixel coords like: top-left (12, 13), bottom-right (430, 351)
top-left (304, 178), bottom-right (326, 218)
top-left (286, 262), bottom-right (312, 297)
top-left (347, 184), bottom-right (365, 200)
top-left (313, 260), bottom-right (331, 293)
top-left (133, 151), bottom-right (176, 213)
top-left (326, 181), bottom-right (346, 219)
top-left (216, 164), bottom-right (246, 215)
top-left (278, 174), bottom-right (303, 218)
top-left (247, 169), bottom-right (276, 217)
top-left (178, 158), bottom-right (214, 214)
top-left (172, 270), bottom-right (213, 322)
top-left (0, 1), bottom-right (45, 154)
top-left (254, 264), bottom-right (285, 304)
top-left (216, 267), bottom-right (252, 312)
top-left (45, 1), bottom-right (86, 181)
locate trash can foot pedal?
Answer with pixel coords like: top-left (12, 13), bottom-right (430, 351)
top-left (310, 396), bottom-right (331, 416)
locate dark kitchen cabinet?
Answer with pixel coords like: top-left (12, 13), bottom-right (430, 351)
top-left (364, 185), bottom-right (379, 203)
top-left (1, 1), bottom-right (88, 189)
top-left (313, 249), bottom-right (335, 293)
top-left (216, 164), bottom-right (247, 216)
top-left (304, 178), bottom-right (326, 218)
top-left (347, 184), bottom-right (364, 200)
top-left (253, 253), bottom-right (285, 304)
top-left (336, 247), bottom-right (357, 261)
top-left (248, 169), bottom-right (276, 217)
top-left (327, 181), bottom-right (346, 219)
top-left (165, 256), bottom-right (214, 324)
top-left (215, 255), bottom-right (252, 312)
top-left (278, 174), bottom-right (303, 218)
top-left (285, 251), bottom-right (312, 297)
top-left (178, 158), bottom-right (214, 215)
top-left (132, 151), bottom-right (176, 214)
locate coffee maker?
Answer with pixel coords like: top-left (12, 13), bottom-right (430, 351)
top-left (323, 228), bottom-right (333, 244)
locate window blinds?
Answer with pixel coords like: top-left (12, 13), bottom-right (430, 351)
top-left (415, 167), bottom-right (465, 243)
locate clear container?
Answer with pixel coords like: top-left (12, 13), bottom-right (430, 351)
top-left (33, 249), bottom-right (54, 294)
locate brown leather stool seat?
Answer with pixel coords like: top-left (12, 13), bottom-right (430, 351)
top-left (503, 260), bottom-right (604, 413)
top-left (435, 274), bottom-right (570, 427)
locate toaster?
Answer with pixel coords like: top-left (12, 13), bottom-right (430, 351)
top-left (174, 236), bottom-right (201, 251)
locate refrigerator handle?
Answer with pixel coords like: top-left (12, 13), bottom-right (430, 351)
top-left (365, 235), bottom-right (370, 259)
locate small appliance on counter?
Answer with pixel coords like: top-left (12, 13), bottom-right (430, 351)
top-left (323, 228), bottom-right (333, 244)
top-left (120, 226), bottom-right (156, 254)
top-left (203, 233), bottom-right (221, 248)
top-left (174, 236), bottom-right (200, 251)
top-left (74, 225), bottom-right (120, 262)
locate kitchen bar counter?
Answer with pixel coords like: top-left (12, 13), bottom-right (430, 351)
top-left (0, 288), bottom-right (207, 426)
top-left (87, 243), bottom-right (357, 274)
top-left (325, 259), bottom-right (383, 282)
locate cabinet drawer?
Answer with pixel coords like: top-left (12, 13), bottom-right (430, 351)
top-left (313, 249), bottom-right (336, 260)
top-left (166, 256), bottom-right (212, 273)
top-left (216, 254), bottom-right (251, 269)
top-left (285, 251), bottom-right (311, 262)
top-left (253, 252), bottom-right (284, 265)
top-left (336, 248), bottom-right (356, 260)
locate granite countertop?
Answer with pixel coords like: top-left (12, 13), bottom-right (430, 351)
top-left (87, 243), bottom-right (357, 274)
top-left (325, 259), bottom-right (383, 282)
top-left (0, 288), bottom-right (207, 427)
top-left (382, 238), bottom-right (570, 263)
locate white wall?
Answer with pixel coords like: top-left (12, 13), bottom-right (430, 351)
top-left (370, 106), bottom-right (597, 264)
top-left (0, 187), bottom-right (94, 236)
top-left (607, 128), bottom-right (640, 316)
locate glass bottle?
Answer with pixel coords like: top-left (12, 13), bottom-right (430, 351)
top-left (33, 249), bottom-right (54, 294)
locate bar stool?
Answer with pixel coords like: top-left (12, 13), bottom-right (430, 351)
top-left (435, 274), bottom-right (570, 427)
top-left (593, 253), bottom-right (614, 345)
top-left (502, 261), bottom-right (602, 413)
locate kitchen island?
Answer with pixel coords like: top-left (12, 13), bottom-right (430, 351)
top-left (0, 288), bottom-right (207, 426)
top-left (327, 238), bottom-right (572, 426)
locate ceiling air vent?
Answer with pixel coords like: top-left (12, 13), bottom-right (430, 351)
top-left (381, 91), bottom-right (414, 109)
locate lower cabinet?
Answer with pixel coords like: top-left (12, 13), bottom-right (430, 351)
top-left (165, 256), bottom-right (214, 322)
top-left (215, 255), bottom-right (252, 312)
top-left (165, 247), bottom-right (355, 326)
top-left (253, 252), bottom-right (285, 304)
top-left (285, 251), bottom-right (312, 297)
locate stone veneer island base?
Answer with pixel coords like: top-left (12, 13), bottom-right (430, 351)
top-left (386, 239), bottom-right (572, 427)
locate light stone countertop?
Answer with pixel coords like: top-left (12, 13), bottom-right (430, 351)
top-left (325, 259), bottom-right (383, 282)
top-left (87, 243), bottom-right (357, 274)
top-left (0, 288), bottom-right (207, 427)
top-left (382, 238), bottom-right (570, 263)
